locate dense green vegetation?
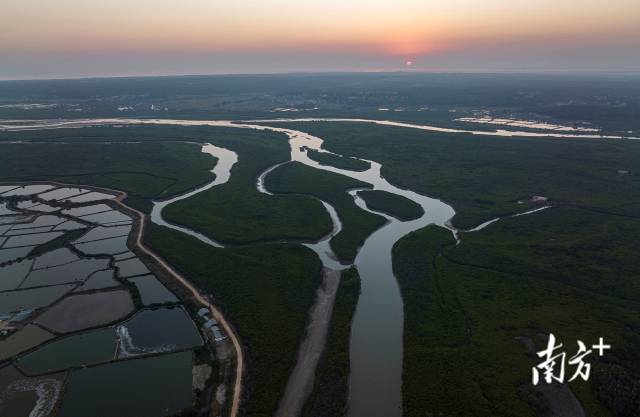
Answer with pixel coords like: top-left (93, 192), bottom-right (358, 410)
top-left (0, 141), bottom-right (213, 212)
top-left (393, 226), bottom-right (474, 416)
top-left (0, 124), bottom-right (272, 144)
top-left (453, 207), bottom-right (640, 300)
top-left (163, 130), bottom-right (330, 244)
top-left (145, 224), bottom-right (322, 417)
top-left (272, 122), bottom-right (640, 229)
top-left (358, 190), bottom-right (424, 221)
top-left (302, 267), bottom-right (360, 417)
top-left (266, 162), bottom-right (385, 263)
top-left (450, 207), bottom-right (640, 417)
top-left (306, 149), bottom-right (370, 171)
top-left (394, 205), bottom-right (640, 417)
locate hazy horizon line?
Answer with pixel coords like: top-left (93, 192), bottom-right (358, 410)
top-left (2, 68), bottom-right (640, 82)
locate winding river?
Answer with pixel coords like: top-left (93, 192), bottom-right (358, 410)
top-left (2, 116), bottom-right (629, 417)
top-left (150, 143), bottom-right (237, 248)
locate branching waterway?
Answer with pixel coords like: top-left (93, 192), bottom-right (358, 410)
top-left (150, 143), bottom-right (237, 248)
top-left (2, 117), bottom-right (627, 417)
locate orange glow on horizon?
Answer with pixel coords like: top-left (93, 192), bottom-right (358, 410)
top-left (2, 0), bottom-right (639, 60)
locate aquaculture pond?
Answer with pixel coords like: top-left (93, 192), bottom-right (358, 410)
top-left (129, 275), bottom-right (179, 305)
top-left (57, 351), bottom-right (194, 417)
top-left (76, 269), bottom-right (120, 291)
top-left (17, 328), bottom-right (117, 374)
top-left (0, 183), bottom-right (217, 417)
top-left (0, 364), bottom-right (65, 417)
top-left (116, 307), bottom-right (202, 358)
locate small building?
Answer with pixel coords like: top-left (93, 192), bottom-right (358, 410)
top-left (203, 318), bottom-right (218, 329)
top-left (211, 326), bottom-right (227, 342)
top-left (197, 308), bottom-right (209, 318)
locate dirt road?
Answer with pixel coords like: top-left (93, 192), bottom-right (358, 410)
top-left (115, 192), bottom-right (244, 417)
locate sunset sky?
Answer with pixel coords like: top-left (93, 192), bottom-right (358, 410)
top-left (2, 0), bottom-right (640, 79)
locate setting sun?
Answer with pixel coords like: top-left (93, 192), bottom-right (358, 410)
top-left (2, 0), bottom-right (639, 77)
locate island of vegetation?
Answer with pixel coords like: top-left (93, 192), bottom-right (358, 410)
top-left (266, 161), bottom-right (386, 263)
top-left (357, 189), bottom-right (424, 221)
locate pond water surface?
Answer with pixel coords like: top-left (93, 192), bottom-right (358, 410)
top-left (57, 351), bottom-right (194, 417)
top-left (17, 328), bottom-right (117, 374)
top-left (116, 307), bottom-right (202, 358)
